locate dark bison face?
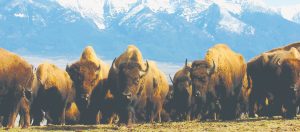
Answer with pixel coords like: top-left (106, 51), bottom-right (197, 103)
top-left (281, 59), bottom-right (300, 91)
top-left (190, 60), bottom-right (215, 99)
top-left (66, 61), bottom-right (101, 109)
top-left (112, 59), bottom-right (149, 101)
top-left (173, 70), bottom-right (192, 99)
top-left (281, 59), bottom-right (300, 98)
top-left (280, 59), bottom-right (300, 118)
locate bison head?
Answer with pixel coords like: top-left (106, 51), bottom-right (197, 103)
top-left (281, 59), bottom-right (300, 94)
top-left (112, 58), bottom-right (149, 101)
top-left (190, 60), bottom-right (215, 99)
top-left (279, 59), bottom-right (300, 118)
top-left (171, 59), bottom-right (192, 100)
top-left (66, 61), bottom-right (101, 109)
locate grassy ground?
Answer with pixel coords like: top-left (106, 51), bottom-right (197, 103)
top-left (3, 116), bottom-right (300, 132)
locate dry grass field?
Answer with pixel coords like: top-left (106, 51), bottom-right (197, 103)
top-left (2, 116), bottom-right (300, 132)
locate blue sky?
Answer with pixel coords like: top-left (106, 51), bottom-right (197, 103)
top-left (265, 0), bottom-right (300, 7)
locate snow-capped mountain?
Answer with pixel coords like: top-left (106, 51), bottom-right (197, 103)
top-left (0, 0), bottom-right (300, 62)
top-left (278, 4), bottom-right (300, 24)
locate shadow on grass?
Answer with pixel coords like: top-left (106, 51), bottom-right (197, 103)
top-left (33, 125), bottom-right (120, 131)
top-left (199, 116), bottom-right (300, 123)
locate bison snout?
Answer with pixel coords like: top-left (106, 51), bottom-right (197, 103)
top-left (290, 84), bottom-right (298, 91)
top-left (195, 91), bottom-right (201, 97)
top-left (81, 94), bottom-right (90, 101)
top-left (122, 92), bottom-right (132, 100)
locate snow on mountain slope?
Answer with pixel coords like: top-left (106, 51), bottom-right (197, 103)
top-left (1, 0), bottom-right (300, 62)
top-left (55, 0), bottom-right (272, 32)
top-left (56, 0), bottom-right (106, 29)
top-left (278, 4), bottom-right (300, 24)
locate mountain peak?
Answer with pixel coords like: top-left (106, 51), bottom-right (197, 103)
top-left (56, 0), bottom-right (274, 30)
top-left (1, 0), bottom-right (300, 62)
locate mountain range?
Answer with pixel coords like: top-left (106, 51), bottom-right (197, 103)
top-left (1, 0), bottom-right (300, 62)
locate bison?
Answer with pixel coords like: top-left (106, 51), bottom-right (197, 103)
top-left (30, 63), bottom-right (75, 125)
top-left (108, 45), bottom-right (169, 124)
top-left (0, 48), bottom-right (35, 128)
top-left (66, 46), bottom-right (112, 124)
top-left (169, 59), bottom-right (193, 121)
top-left (248, 47), bottom-right (300, 118)
top-left (190, 44), bottom-right (247, 120)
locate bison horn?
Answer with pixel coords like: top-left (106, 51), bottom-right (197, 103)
top-left (277, 60), bottom-right (281, 66)
top-left (111, 58), bottom-right (119, 73)
top-left (97, 64), bottom-right (101, 71)
top-left (140, 60), bottom-right (149, 77)
top-left (169, 74), bottom-right (174, 84)
top-left (66, 64), bottom-right (70, 71)
top-left (208, 60), bottom-right (216, 75)
top-left (185, 58), bottom-right (188, 67)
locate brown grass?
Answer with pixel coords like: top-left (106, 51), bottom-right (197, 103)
top-left (2, 116), bottom-right (300, 132)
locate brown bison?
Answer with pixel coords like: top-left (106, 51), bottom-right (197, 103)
top-left (108, 45), bottom-right (169, 124)
top-left (0, 48), bottom-right (35, 128)
top-left (168, 59), bottom-right (193, 121)
top-left (190, 44), bottom-right (247, 120)
top-left (66, 46), bottom-right (111, 124)
top-left (30, 63), bottom-right (75, 125)
top-left (248, 47), bottom-right (300, 118)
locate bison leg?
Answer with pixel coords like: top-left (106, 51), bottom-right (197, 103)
top-left (283, 91), bottom-right (297, 119)
top-left (61, 107), bottom-right (66, 125)
top-left (248, 89), bottom-right (257, 118)
top-left (220, 95), bottom-right (238, 120)
top-left (156, 103), bottom-right (162, 123)
top-left (100, 110), bottom-right (115, 124)
top-left (7, 97), bottom-right (22, 128)
top-left (20, 97), bottom-right (31, 128)
top-left (127, 108), bottom-right (135, 125)
top-left (56, 103), bottom-right (67, 125)
top-left (31, 99), bottom-right (44, 126)
top-left (186, 110), bottom-right (191, 121)
top-left (87, 102), bottom-right (100, 124)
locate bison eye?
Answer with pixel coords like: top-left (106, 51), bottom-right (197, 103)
top-left (200, 77), bottom-right (207, 82)
top-left (91, 78), bottom-right (98, 86)
top-left (193, 77), bottom-right (206, 82)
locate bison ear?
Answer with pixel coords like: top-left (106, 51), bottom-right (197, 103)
top-left (66, 64), bottom-right (70, 72)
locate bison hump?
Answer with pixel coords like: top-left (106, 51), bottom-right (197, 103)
top-left (116, 45), bottom-right (144, 69)
top-left (80, 46), bottom-right (100, 64)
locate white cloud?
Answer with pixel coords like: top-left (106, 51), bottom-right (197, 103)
top-left (14, 13), bottom-right (27, 18)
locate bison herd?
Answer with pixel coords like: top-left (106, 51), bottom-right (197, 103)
top-left (1, 43), bottom-right (300, 129)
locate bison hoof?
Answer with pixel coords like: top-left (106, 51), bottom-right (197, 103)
top-left (22, 125), bottom-right (29, 129)
top-left (6, 125), bottom-right (13, 129)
